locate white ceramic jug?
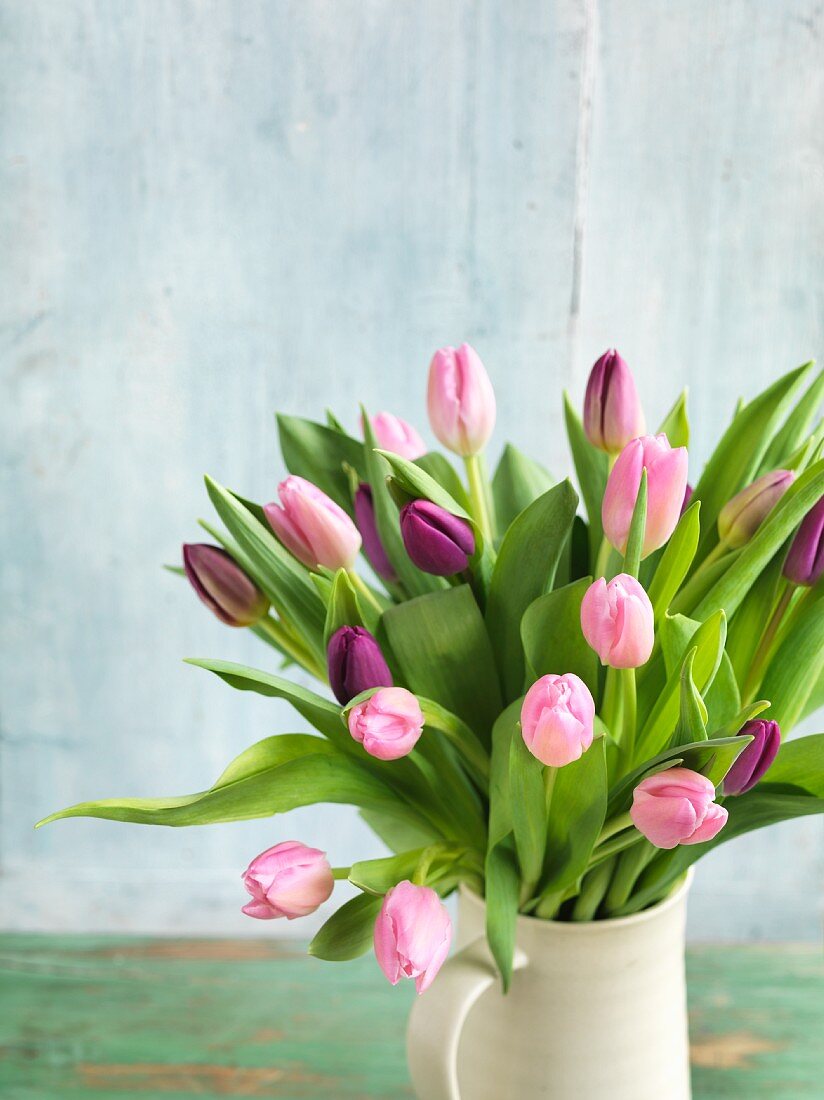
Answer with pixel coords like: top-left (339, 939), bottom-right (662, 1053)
top-left (407, 874), bottom-right (692, 1099)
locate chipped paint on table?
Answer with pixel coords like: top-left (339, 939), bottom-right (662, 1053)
top-left (0, 936), bottom-right (821, 1098)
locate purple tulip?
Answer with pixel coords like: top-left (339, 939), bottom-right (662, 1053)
top-left (583, 349), bottom-right (645, 454)
top-left (327, 625), bottom-right (393, 705)
top-left (783, 496), bottom-right (824, 587)
top-left (182, 544), bottom-right (269, 627)
top-left (399, 500), bottom-right (475, 576)
top-left (724, 719), bottom-right (781, 796)
top-left (354, 484), bottom-right (398, 583)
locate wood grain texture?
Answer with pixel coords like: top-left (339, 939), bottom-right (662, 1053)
top-left (0, 935), bottom-right (821, 1098)
top-left (0, 1), bottom-right (822, 937)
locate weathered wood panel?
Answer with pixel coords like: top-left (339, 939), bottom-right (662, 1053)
top-left (0, 1), bottom-right (821, 937)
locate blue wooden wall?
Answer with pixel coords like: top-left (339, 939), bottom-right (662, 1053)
top-left (1, 1), bottom-right (822, 938)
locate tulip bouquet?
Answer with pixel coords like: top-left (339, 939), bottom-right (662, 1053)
top-left (41, 348), bottom-right (824, 995)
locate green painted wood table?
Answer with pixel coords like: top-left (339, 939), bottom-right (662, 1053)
top-left (1, 936), bottom-right (821, 1099)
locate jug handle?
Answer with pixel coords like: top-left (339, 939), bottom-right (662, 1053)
top-left (406, 935), bottom-right (528, 1100)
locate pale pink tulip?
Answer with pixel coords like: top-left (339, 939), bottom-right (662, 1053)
top-left (426, 343), bottom-right (496, 456)
top-left (366, 412), bottom-right (427, 460)
top-left (348, 687), bottom-right (424, 760)
top-left (630, 767), bottom-right (728, 849)
top-left (602, 434), bottom-right (688, 558)
top-left (581, 573), bottom-right (654, 668)
top-left (264, 475), bottom-right (361, 570)
top-left (520, 673), bottom-right (595, 767)
top-left (241, 841), bottom-right (334, 920)
top-left (374, 880), bottom-right (452, 993)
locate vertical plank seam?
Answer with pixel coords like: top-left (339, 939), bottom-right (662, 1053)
top-left (567, 0), bottom-right (599, 381)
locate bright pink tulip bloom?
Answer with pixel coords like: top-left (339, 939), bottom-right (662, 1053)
top-left (520, 673), bottom-right (595, 767)
top-left (365, 412), bottom-right (427, 460)
top-left (718, 469), bottom-right (794, 549)
top-left (581, 573), bottom-right (654, 668)
top-left (347, 687), bottom-right (424, 761)
top-left (264, 475), bottom-right (361, 570)
top-left (583, 349), bottom-right (645, 453)
top-left (241, 841), bottom-right (334, 920)
top-left (374, 880), bottom-right (452, 994)
top-left (630, 768), bottom-right (728, 849)
top-left (602, 434), bottom-right (689, 558)
top-left (426, 343), bottom-right (496, 456)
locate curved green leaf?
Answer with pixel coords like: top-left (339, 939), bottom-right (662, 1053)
top-left (308, 892), bottom-right (383, 961)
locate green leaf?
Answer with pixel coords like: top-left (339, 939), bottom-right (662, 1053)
top-left (622, 469), bottom-right (647, 575)
top-left (382, 586), bottom-right (503, 746)
top-left (635, 611), bottom-right (727, 761)
top-left (322, 569), bottom-right (365, 647)
top-left (758, 591), bottom-right (824, 731)
top-left (670, 648), bottom-right (708, 748)
top-left (542, 736), bottom-right (607, 894)
top-left (725, 550), bottom-right (785, 683)
top-left (492, 444), bottom-right (555, 532)
top-left (706, 698), bottom-right (769, 741)
top-left (348, 850), bottom-right (429, 895)
top-left (484, 837), bottom-right (520, 992)
top-left (757, 367), bottom-right (824, 473)
top-left (184, 658), bottom-right (343, 741)
top-left (691, 459), bottom-right (824, 623)
top-left (766, 732), bottom-right (824, 796)
top-left (657, 390), bottom-right (690, 449)
top-left (361, 414), bottom-right (446, 598)
top-left (703, 651), bottom-right (741, 733)
top-left (37, 739), bottom-right (407, 828)
top-left (509, 732), bottom-right (547, 891)
top-left (415, 453), bottom-right (471, 512)
top-left (646, 501), bottom-right (701, 622)
top-left (692, 361), bottom-right (815, 557)
top-left (359, 809), bottom-right (440, 853)
top-left (488, 700), bottom-right (522, 848)
top-left (485, 481), bottom-right (578, 700)
top-left (277, 414), bottom-right (365, 513)
top-left (308, 892), bottom-right (383, 961)
top-left (204, 477), bottom-right (326, 661)
top-left (563, 392), bottom-right (609, 567)
top-left (520, 578), bottom-right (599, 697)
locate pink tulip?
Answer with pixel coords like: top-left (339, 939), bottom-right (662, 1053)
top-left (581, 573), bottom-right (654, 668)
top-left (520, 673), bottom-right (595, 767)
top-left (365, 412), bottom-right (427, 461)
top-left (347, 687), bottom-right (424, 760)
top-left (426, 343), bottom-right (496, 456)
top-left (602, 434), bottom-right (689, 558)
top-left (241, 841), bottom-right (334, 920)
top-left (718, 469), bottom-right (794, 549)
top-left (630, 767), bottom-right (728, 849)
top-left (583, 349), bottom-right (645, 453)
top-left (264, 475), bottom-right (361, 570)
top-left (374, 880), bottom-right (452, 994)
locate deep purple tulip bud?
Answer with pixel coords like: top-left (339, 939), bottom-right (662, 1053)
top-left (327, 625), bottom-right (393, 705)
top-left (583, 349), bottom-right (646, 453)
top-left (680, 484), bottom-right (694, 516)
top-left (353, 484), bottom-right (398, 583)
top-left (399, 500), bottom-right (475, 576)
top-left (783, 496), bottom-right (824, 587)
top-left (724, 719), bottom-right (781, 795)
top-left (183, 544), bottom-right (269, 627)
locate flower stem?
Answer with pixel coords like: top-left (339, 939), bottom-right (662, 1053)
top-left (596, 811), bottom-right (634, 846)
top-left (348, 570), bottom-right (385, 617)
top-left (464, 453), bottom-right (495, 545)
top-left (743, 584), bottom-right (794, 702)
top-left (619, 667), bottom-right (637, 771)
top-left (570, 859), bottom-right (614, 921)
top-left (594, 536), bottom-right (613, 579)
top-left (258, 616), bottom-right (326, 680)
top-left (331, 867), bottom-right (351, 880)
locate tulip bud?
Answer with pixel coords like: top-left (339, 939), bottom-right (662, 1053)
top-left (264, 475), bottom-right (361, 570)
top-left (399, 500), bottom-right (475, 576)
top-left (723, 719), bottom-right (780, 796)
top-left (602, 434), bottom-right (689, 558)
top-left (681, 484), bottom-right (694, 516)
top-left (426, 343), bottom-right (496, 456)
top-left (630, 767), bottom-right (728, 849)
top-left (718, 470), bottom-right (794, 549)
top-left (347, 687), bottom-right (424, 760)
top-left (182, 543), bottom-right (269, 627)
top-left (580, 573), bottom-right (654, 668)
top-left (583, 349), bottom-right (645, 453)
top-left (327, 625), bottom-right (393, 705)
top-left (365, 412), bottom-right (427, 461)
top-left (520, 673), bottom-right (595, 768)
top-left (783, 496), bottom-right (824, 587)
top-left (374, 880), bottom-right (452, 993)
top-left (241, 840), bottom-right (334, 920)
top-left (353, 484), bottom-right (398, 583)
